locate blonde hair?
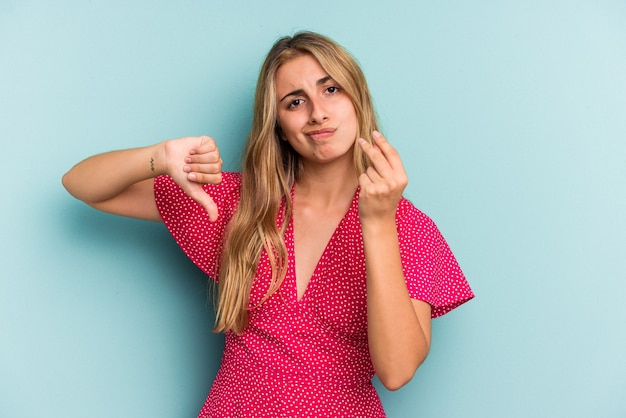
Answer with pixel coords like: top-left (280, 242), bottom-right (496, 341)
top-left (214, 31), bottom-right (380, 334)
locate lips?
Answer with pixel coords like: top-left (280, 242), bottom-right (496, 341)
top-left (306, 128), bottom-right (336, 140)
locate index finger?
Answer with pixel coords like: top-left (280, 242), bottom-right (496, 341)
top-left (358, 137), bottom-right (394, 181)
top-left (370, 131), bottom-right (404, 171)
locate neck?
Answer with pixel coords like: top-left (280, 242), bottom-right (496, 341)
top-left (296, 162), bottom-right (358, 208)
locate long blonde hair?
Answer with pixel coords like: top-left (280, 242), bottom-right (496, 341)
top-left (214, 31), bottom-right (380, 334)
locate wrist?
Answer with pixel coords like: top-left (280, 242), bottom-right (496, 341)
top-left (360, 215), bottom-right (397, 236)
top-left (148, 141), bottom-right (169, 177)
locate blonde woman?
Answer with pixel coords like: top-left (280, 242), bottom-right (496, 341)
top-left (63, 31), bottom-right (473, 417)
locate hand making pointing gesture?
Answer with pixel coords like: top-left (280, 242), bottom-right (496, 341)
top-left (357, 131), bottom-right (409, 222)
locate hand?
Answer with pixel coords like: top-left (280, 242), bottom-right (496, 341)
top-left (357, 131), bottom-right (408, 222)
top-left (163, 136), bottom-right (223, 221)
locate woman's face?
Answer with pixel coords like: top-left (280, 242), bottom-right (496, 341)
top-left (275, 54), bottom-right (358, 168)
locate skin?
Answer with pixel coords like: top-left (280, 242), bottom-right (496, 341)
top-left (62, 53), bottom-right (431, 391)
top-left (61, 137), bottom-right (222, 221)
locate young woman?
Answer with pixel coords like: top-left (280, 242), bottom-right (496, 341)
top-left (63, 31), bottom-right (473, 417)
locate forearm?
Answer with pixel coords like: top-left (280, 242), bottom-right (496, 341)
top-left (363, 217), bottom-right (430, 390)
top-left (62, 143), bottom-right (165, 204)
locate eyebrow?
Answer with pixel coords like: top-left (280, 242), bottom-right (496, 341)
top-left (279, 75), bottom-right (334, 103)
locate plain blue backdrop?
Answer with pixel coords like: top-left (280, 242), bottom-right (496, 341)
top-left (1, 1), bottom-right (625, 417)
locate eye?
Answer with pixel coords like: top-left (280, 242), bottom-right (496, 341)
top-left (326, 86), bottom-right (340, 94)
top-left (288, 98), bottom-right (304, 109)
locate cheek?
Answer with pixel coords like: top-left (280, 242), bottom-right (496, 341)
top-left (344, 106), bottom-right (359, 134)
top-left (340, 100), bottom-right (358, 124)
top-left (278, 114), bottom-right (306, 137)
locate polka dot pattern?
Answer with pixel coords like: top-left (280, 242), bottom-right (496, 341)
top-left (154, 173), bottom-right (474, 418)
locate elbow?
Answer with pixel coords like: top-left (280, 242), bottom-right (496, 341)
top-left (378, 368), bottom-right (417, 391)
top-left (61, 171), bottom-right (77, 197)
top-left (378, 356), bottom-right (427, 391)
top-left (376, 352), bottom-right (428, 391)
top-left (61, 173), bottom-right (70, 192)
top-left (62, 170), bottom-right (91, 202)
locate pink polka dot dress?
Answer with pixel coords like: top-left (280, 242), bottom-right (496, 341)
top-left (154, 172), bottom-right (474, 418)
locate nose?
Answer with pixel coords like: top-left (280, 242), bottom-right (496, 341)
top-left (309, 97), bottom-right (328, 124)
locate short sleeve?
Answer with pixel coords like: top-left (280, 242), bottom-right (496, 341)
top-left (153, 172), bottom-right (241, 280)
top-left (396, 199), bottom-right (474, 318)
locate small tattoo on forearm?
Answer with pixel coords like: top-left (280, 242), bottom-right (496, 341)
top-left (150, 157), bottom-right (155, 173)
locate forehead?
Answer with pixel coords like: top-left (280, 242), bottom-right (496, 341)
top-left (275, 54), bottom-right (329, 92)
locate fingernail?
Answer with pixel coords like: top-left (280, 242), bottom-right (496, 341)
top-left (188, 173), bottom-right (196, 180)
top-left (373, 130), bottom-right (381, 138)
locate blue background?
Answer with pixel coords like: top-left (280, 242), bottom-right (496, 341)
top-left (1, 1), bottom-right (625, 417)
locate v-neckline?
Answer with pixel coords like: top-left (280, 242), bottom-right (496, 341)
top-left (289, 187), bottom-right (360, 303)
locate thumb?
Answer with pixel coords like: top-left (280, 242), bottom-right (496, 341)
top-left (186, 187), bottom-right (219, 222)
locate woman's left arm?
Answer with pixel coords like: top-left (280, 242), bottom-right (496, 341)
top-left (357, 131), bottom-right (431, 391)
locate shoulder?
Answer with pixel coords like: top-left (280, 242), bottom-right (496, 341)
top-left (395, 198), bottom-right (447, 250)
top-left (395, 198), bottom-right (474, 316)
top-left (396, 198), bottom-right (437, 231)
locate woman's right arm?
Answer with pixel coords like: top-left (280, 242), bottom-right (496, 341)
top-left (62, 136), bottom-right (223, 222)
